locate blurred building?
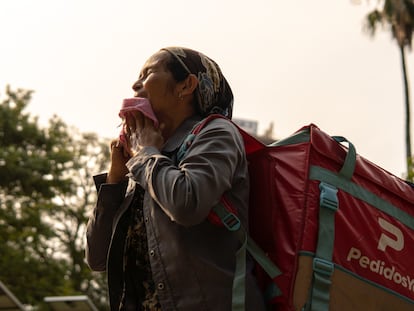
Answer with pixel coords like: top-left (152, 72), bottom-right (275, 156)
top-left (233, 118), bottom-right (275, 145)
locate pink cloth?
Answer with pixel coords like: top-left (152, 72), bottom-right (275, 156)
top-left (119, 97), bottom-right (159, 127)
top-left (118, 97), bottom-right (159, 146)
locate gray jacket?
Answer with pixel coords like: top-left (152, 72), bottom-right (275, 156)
top-left (85, 115), bottom-right (266, 311)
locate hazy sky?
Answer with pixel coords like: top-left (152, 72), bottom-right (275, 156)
top-left (1, 0), bottom-right (412, 178)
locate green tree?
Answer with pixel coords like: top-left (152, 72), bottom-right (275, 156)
top-left (0, 86), bottom-right (110, 309)
top-left (49, 129), bottom-right (110, 310)
top-left (362, 0), bottom-right (414, 181)
top-left (0, 86), bottom-right (75, 306)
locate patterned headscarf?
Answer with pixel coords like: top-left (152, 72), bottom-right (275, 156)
top-left (161, 47), bottom-right (234, 119)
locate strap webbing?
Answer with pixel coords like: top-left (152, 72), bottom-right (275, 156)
top-left (331, 136), bottom-right (356, 179)
top-left (246, 236), bottom-right (281, 280)
top-left (309, 182), bottom-right (338, 311)
top-left (310, 166), bottom-right (414, 230)
top-left (307, 134), bottom-right (355, 310)
top-left (232, 230), bottom-right (248, 311)
top-left (213, 203), bottom-right (282, 311)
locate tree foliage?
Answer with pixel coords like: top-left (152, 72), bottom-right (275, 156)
top-left (0, 86), bottom-right (110, 310)
top-left (362, 0), bottom-right (414, 181)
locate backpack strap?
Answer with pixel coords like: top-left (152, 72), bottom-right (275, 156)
top-left (214, 201), bottom-right (282, 311)
top-left (306, 182), bottom-right (338, 311)
top-left (177, 114), bottom-right (283, 310)
top-left (176, 114), bottom-right (240, 227)
top-left (306, 136), bottom-right (356, 311)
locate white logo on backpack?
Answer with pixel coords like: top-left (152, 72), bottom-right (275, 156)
top-left (346, 218), bottom-right (411, 291)
top-left (377, 218), bottom-right (404, 252)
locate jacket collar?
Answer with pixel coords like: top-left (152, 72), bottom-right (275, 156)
top-left (162, 114), bottom-right (202, 154)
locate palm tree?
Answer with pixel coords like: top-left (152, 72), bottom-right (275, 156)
top-left (363, 0), bottom-right (414, 180)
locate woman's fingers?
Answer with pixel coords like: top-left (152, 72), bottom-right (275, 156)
top-left (122, 112), bottom-right (163, 154)
top-left (124, 111), bottom-right (142, 134)
top-left (132, 111), bottom-right (144, 133)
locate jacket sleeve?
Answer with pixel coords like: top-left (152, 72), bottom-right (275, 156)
top-left (85, 173), bottom-right (128, 271)
top-left (126, 118), bottom-right (246, 226)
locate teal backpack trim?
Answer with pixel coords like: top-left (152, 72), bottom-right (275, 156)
top-left (176, 133), bottom-right (196, 163)
top-left (213, 203), bottom-right (282, 311)
top-left (270, 128), bottom-right (310, 147)
top-left (307, 136), bottom-right (355, 311)
top-left (309, 166), bottom-right (414, 230)
top-left (307, 182), bottom-right (339, 311)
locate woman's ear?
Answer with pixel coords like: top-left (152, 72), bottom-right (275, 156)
top-left (180, 74), bottom-right (198, 96)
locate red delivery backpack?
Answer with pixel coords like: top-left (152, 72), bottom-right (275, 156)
top-left (178, 114), bottom-right (414, 311)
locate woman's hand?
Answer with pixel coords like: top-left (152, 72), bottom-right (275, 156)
top-left (124, 111), bottom-right (164, 156)
top-left (106, 139), bottom-right (130, 184)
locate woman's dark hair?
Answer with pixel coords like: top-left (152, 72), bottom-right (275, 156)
top-left (165, 54), bottom-right (190, 82)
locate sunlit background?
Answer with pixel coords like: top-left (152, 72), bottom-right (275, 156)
top-left (1, 0), bottom-right (411, 177)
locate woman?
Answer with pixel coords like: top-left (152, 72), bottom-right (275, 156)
top-left (85, 47), bottom-right (265, 311)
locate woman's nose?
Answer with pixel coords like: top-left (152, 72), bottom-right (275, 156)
top-left (132, 80), bottom-right (142, 92)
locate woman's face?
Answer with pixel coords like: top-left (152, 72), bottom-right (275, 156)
top-left (132, 51), bottom-right (179, 119)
